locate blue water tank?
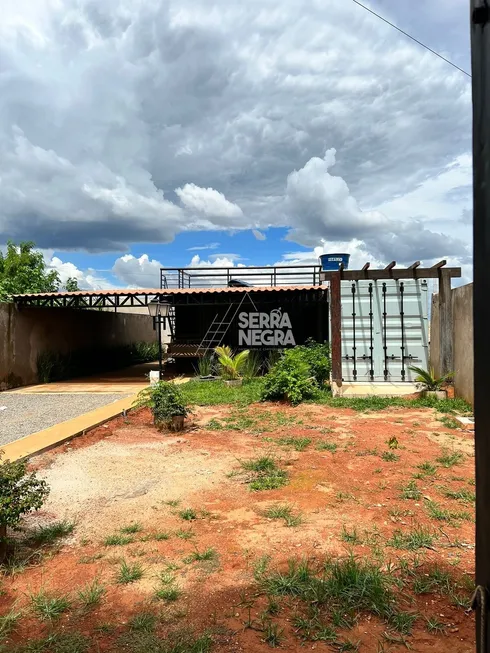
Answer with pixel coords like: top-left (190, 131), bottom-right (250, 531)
top-left (319, 253), bottom-right (350, 271)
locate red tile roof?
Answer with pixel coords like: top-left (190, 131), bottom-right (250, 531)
top-left (13, 285), bottom-right (325, 300)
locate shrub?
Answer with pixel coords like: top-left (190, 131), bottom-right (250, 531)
top-left (215, 346), bottom-right (250, 380)
top-left (134, 382), bottom-right (188, 428)
top-left (0, 452), bottom-right (50, 562)
top-left (261, 351), bottom-right (317, 405)
top-left (295, 339), bottom-right (331, 384)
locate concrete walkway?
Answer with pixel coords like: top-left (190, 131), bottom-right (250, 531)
top-left (0, 363), bottom-right (191, 460)
top-left (10, 362), bottom-right (160, 394)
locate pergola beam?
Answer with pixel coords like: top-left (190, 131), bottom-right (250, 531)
top-left (320, 267), bottom-right (461, 281)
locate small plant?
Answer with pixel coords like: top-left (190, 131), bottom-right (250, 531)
top-left (30, 589), bottom-right (71, 620)
top-left (388, 611), bottom-right (418, 635)
top-left (27, 520), bottom-right (75, 546)
top-left (116, 560), bottom-right (144, 584)
top-left (276, 436), bottom-right (311, 451)
top-left (441, 487), bottom-right (475, 504)
top-left (436, 450), bottom-right (464, 468)
top-left (243, 350), bottom-right (263, 379)
top-left (240, 456), bottom-right (288, 491)
top-left (104, 534), bottom-right (134, 546)
top-left (77, 579), bottom-right (105, 609)
top-left (438, 416), bottom-right (460, 429)
top-left (178, 508), bottom-right (198, 521)
top-left (425, 616), bottom-right (446, 634)
top-left (128, 611), bottom-right (157, 632)
top-left (316, 441), bottom-right (337, 452)
top-left (0, 451), bottom-right (50, 562)
top-left (120, 523), bottom-right (142, 534)
top-left (175, 528), bottom-right (194, 540)
top-left (388, 527), bottom-right (434, 550)
top-left (183, 547), bottom-right (218, 563)
top-left (341, 526), bottom-right (361, 544)
top-left (263, 504), bottom-right (303, 527)
top-left (426, 500), bottom-right (471, 523)
top-left (381, 451), bottom-right (399, 462)
top-left (387, 436), bottom-right (399, 449)
top-left (400, 480), bottom-right (422, 500)
top-left (153, 531), bottom-right (171, 541)
top-left (195, 354), bottom-right (214, 377)
top-left (134, 381), bottom-right (188, 429)
top-left (155, 586), bottom-right (181, 601)
top-left (215, 345), bottom-right (250, 380)
top-left (414, 461), bottom-right (438, 478)
top-left (0, 606), bottom-right (22, 638)
top-left (262, 620), bottom-right (283, 647)
top-left (409, 365), bottom-right (454, 391)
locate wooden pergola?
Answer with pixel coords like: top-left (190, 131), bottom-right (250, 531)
top-left (320, 260), bottom-right (462, 386)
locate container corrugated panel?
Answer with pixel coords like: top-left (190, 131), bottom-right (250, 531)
top-left (339, 280), bottom-right (429, 383)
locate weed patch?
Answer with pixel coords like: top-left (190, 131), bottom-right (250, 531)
top-left (240, 456), bottom-right (288, 491)
top-left (263, 504), bottom-right (303, 527)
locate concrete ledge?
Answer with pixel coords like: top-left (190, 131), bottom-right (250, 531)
top-left (332, 382), bottom-right (419, 398)
top-left (2, 394), bottom-right (139, 462)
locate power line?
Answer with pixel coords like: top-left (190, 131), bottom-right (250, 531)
top-left (352, 0), bottom-right (471, 78)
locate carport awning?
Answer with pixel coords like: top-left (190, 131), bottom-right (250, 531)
top-left (13, 285), bottom-right (326, 309)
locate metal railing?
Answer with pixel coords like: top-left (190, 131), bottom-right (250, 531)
top-left (160, 265), bottom-right (322, 289)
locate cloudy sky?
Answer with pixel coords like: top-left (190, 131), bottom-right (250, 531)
top-left (1, 0), bottom-right (472, 288)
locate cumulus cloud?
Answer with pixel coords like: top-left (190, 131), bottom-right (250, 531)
top-left (46, 254), bottom-right (115, 290)
top-left (175, 184), bottom-right (243, 220)
top-left (0, 0), bottom-right (472, 264)
top-left (112, 254), bottom-right (163, 288)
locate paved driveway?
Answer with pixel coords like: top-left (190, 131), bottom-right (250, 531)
top-left (0, 393), bottom-right (132, 445)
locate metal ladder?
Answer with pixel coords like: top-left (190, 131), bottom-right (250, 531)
top-left (196, 293), bottom-right (257, 356)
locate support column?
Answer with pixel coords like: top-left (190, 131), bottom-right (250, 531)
top-left (438, 269), bottom-right (453, 376)
top-left (330, 271), bottom-right (342, 388)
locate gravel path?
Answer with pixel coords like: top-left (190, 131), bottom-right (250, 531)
top-left (0, 393), bottom-right (131, 445)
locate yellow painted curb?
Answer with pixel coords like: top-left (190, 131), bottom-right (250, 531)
top-left (2, 394), bottom-right (140, 462)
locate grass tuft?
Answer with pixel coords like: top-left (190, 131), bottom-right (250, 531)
top-left (183, 548), bottom-right (218, 564)
top-left (388, 527), bottom-right (434, 550)
top-left (178, 508), bottom-right (198, 521)
top-left (381, 451), bottom-right (400, 462)
top-left (399, 480), bottom-right (422, 500)
top-left (30, 589), bottom-right (71, 620)
top-left (263, 504), bottom-right (303, 527)
top-left (120, 523), bottom-right (142, 534)
top-left (316, 441), bottom-right (338, 452)
top-left (276, 437), bottom-right (311, 452)
top-left (240, 456), bottom-right (288, 491)
top-left (104, 534), bottom-right (134, 546)
top-left (27, 520), bottom-right (75, 546)
top-left (436, 450), bottom-right (464, 468)
top-left (341, 526), bottom-right (361, 545)
top-left (77, 579), bottom-right (105, 609)
top-left (116, 560), bottom-right (144, 584)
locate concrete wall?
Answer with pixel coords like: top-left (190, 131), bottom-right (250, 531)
top-left (0, 303), bottom-right (155, 390)
top-left (430, 282), bottom-right (473, 405)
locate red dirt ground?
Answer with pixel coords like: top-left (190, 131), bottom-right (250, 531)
top-left (1, 402), bottom-right (475, 652)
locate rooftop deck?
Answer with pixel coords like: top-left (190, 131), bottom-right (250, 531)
top-left (160, 265), bottom-right (322, 289)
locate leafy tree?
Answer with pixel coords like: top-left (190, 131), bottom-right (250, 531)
top-left (0, 241), bottom-right (60, 302)
top-left (0, 451), bottom-right (50, 562)
top-left (64, 277), bottom-right (80, 292)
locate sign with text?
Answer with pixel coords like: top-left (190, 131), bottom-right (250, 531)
top-left (238, 308), bottom-right (296, 347)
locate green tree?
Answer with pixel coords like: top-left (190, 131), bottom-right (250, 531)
top-left (0, 241), bottom-right (60, 301)
top-left (0, 451), bottom-right (50, 562)
top-left (64, 277), bottom-right (80, 292)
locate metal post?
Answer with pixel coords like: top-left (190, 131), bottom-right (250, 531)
top-left (330, 270), bottom-right (342, 388)
top-left (438, 269), bottom-right (453, 375)
top-left (471, 2), bottom-right (490, 651)
top-left (157, 316), bottom-right (163, 380)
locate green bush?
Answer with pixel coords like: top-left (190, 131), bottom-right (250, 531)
top-left (260, 340), bottom-right (330, 406)
top-left (135, 381), bottom-right (188, 427)
top-left (0, 451), bottom-right (50, 562)
top-left (261, 353), bottom-right (316, 406)
top-left (292, 339), bottom-right (331, 384)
